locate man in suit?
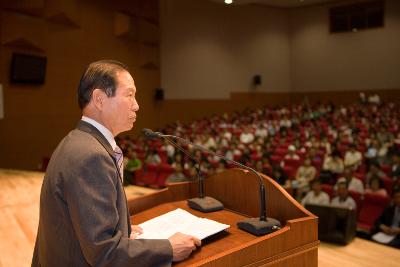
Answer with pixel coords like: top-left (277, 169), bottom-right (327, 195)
top-left (32, 60), bottom-right (201, 267)
top-left (373, 189), bottom-right (400, 248)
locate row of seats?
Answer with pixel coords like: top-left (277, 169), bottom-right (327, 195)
top-left (320, 184), bottom-right (391, 233)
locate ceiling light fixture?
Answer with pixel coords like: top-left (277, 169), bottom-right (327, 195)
top-left (225, 0), bottom-right (233, 4)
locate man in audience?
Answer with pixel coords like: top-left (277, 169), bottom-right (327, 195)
top-left (301, 179), bottom-right (330, 206)
top-left (322, 150), bottom-right (344, 175)
top-left (344, 144), bottom-right (362, 169)
top-left (336, 167), bottom-right (364, 194)
top-left (372, 189), bottom-right (400, 248)
top-left (240, 127), bottom-right (255, 144)
top-left (331, 181), bottom-right (357, 210)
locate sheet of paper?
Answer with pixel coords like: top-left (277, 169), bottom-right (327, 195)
top-left (371, 232), bottom-right (396, 244)
top-left (136, 208), bottom-right (230, 240)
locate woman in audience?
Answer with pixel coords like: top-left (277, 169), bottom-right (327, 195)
top-left (365, 176), bottom-right (388, 197)
top-left (301, 179), bottom-right (330, 206)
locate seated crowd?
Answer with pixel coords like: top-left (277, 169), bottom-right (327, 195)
top-left (117, 97), bottom-right (400, 248)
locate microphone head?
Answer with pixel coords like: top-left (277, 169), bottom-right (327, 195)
top-left (142, 128), bottom-right (160, 139)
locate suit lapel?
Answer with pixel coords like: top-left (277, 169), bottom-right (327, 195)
top-left (76, 120), bottom-right (131, 235)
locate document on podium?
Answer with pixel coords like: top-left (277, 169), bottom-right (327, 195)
top-left (136, 208), bottom-right (230, 240)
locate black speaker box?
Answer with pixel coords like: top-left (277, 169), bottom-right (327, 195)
top-left (155, 88), bottom-right (164, 101)
top-left (253, 75), bottom-right (261, 86)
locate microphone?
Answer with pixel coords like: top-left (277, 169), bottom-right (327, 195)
top-left (142, 128), bottom-right (224, 213)
top-left (143, 128), bottom-right (281, 236)
top-left (142, 128), bottom-right (161, 139)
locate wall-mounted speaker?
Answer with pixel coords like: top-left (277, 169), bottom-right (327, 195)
top-left (155, 88), bottom-right (164, 101)
top-left (253, 75), bottom-right (262, 86)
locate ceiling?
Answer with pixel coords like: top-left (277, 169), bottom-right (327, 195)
top-left (209, 0), bottom-right (343, 8)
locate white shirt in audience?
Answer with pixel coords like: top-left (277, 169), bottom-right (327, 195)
top-left (240, 132), bottom-right (254, 144)
top-left (331, 196), bottom-right (357, 210)
top-left (255, 127), bottom-right (268, 138)
top-left (344, 150), bottom-right (362, 167)
top-left (335, 177), bottom-right (364, 194)
top-left (301, 191), bottom-right (330, 206)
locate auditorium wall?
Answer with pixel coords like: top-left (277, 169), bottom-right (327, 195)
top-left (161, 0), bottom-right (400, 97)
top-left (290, 0), bottom-right (400, 92)
top-left (0, 0), bottom-right (163, 169)
top-left (160, 0), bottom-right (292, 99)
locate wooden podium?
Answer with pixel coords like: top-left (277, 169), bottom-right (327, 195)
top-left (128, 169), bottom-right (319, 267)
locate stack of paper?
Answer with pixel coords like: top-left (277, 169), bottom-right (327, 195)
top-left (136, 208), bottom-right (230, 240)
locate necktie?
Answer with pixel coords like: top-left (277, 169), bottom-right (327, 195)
top-left (114, 145), bottom-right (124, 182)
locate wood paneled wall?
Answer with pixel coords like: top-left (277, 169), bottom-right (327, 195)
top-left (0, 0), bottom-right (161, 169)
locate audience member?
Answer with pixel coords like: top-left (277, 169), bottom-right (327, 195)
top-left (301, 179), bottom-right (330, 206)
top-left (372, 190), bottom-right (400, 248)
top-left (365, 162), bottom-right (386, 187)
top-left (336, 168), bottom-right (364, 194)
top-left (365, 177), bottom-right (388, 197)
top-left (331, 181), bottom-right (357, 210)
top-left (344, 144), bottom-right (362, 169)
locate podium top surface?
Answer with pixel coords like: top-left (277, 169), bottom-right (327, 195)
top-left (131, 200), bottom-right (259, 266)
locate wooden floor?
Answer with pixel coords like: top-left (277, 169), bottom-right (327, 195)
top-left (0, 169), bottom-right (398, 267)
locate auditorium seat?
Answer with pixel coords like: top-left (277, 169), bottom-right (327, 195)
top-left (321, 184), bottom-right (334, 199)
top-left (141, 164), bottom-right (159, 187)
top-left (357, 193), bottom-right (390, 233)
top-left (381, 176), bottom-right (394, 196)
top-left (154, 164), bottom-right (174, 188)
top-left (348, 190), bottom-right (363, 215)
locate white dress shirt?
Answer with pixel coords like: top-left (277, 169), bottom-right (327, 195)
top-left (82, 116), bottom-right (117, 151)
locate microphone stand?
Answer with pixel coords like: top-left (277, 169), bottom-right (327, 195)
top-left (146, 131), bottom-right (224, 212)
top-left (162, 134), bottom-right (281, 236)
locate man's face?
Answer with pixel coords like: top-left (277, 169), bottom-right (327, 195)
top-left (337, 185), bottom-right (348, 198)
top-left (102, 70), bottom-right (139, 136)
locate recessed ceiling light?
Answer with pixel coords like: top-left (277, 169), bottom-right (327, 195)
top-left (225, 0), bottom-right (233, 4)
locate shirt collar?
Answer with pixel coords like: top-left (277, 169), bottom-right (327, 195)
top-left (81, 116), bottom-right (117, 150)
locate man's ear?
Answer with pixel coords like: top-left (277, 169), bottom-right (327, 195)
top-left (92, 89), bottom-right (106, 110)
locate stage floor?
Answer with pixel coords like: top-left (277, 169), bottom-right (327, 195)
top-left (0, 169), bottom-right (398, 267)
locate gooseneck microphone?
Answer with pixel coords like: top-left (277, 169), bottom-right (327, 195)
top-left (142, 128), bottom-right (224, 213)
top-left (143, 128), bottom-right (281, 236)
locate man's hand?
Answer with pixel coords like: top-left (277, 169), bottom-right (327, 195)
top-left (380, 224), bottom-right (392, 234)
top-left (168, 232), bottom-right (201, 262)
top-left (129, 225), bottom-right (143, 239)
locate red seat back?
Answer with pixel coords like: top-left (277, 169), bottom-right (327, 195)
top-left (357, 193), bottom-right (390, 232)
top-left (321, 184), bottom-right (334, 199)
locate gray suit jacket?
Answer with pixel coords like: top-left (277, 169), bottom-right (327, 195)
top-left (32, 121), bottom-right (172, 267)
